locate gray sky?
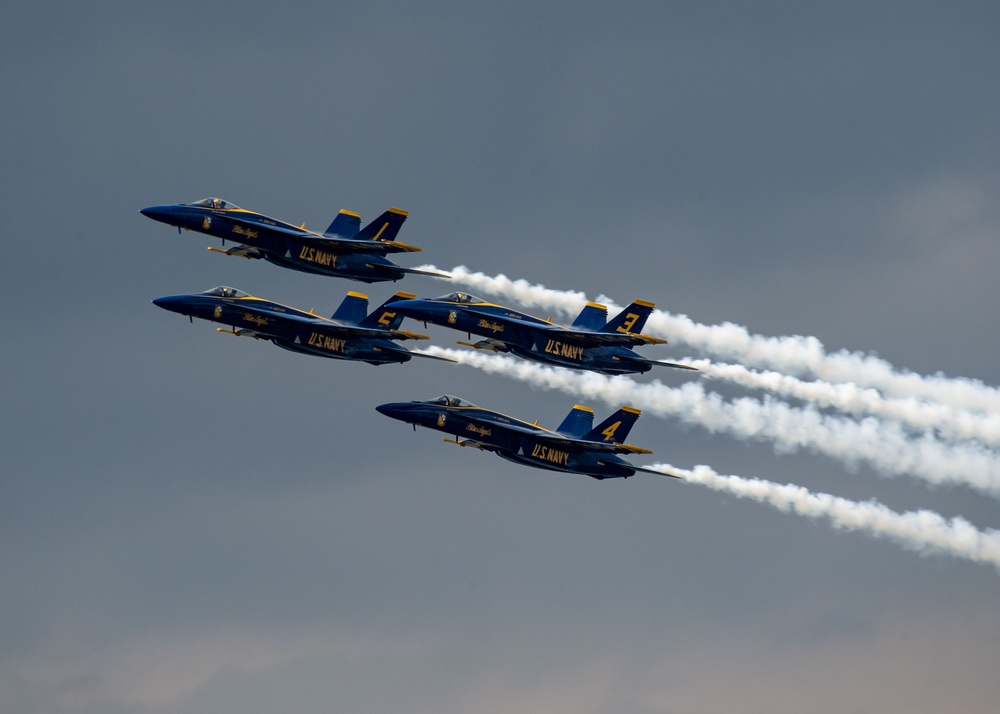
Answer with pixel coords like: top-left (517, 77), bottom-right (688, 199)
top-left (3, 2), bottom-right (999, 712)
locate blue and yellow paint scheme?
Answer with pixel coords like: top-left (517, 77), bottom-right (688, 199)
top-left (376, 396), bottom-right (681, 480)
top-left (387, 293), bottom-right (697, 375)
top-left (140, 198), bottom-right (449, 283)
top-left (152, 286), bottom-right (455, 366)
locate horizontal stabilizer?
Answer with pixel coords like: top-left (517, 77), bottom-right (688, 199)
top-left (399, 266), bottom-right (450, 278)
top-left (636, 358), bottom-right (698, 371)
top-left (630, 465), bottom-right (683, 479)
top-left (409, 351), bottom-right (458, 363)
top-left (618, 443), bottom-right (653, 455)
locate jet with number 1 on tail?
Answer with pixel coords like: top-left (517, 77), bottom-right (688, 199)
top-left (376, 396), bottom-right (681, 480)
top-left (140, 197), bottom-right (449, 283)
top-left (152, 287), bottom-right (454, 365)
top-left (388, 292), bottom-right (697, 375)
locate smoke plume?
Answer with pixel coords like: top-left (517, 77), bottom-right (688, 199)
top-left (416, 265), bottom-right (1000, 415)
top-left (660, 462), bottom-right (1000, 570)
top-left (417, 347), bottom-right (1000, 497)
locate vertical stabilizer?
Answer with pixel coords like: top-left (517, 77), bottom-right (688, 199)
top-left (359, 291), bottom-right (415, 330)
top-left (331, 292), bottom-right (369, 324)
top-left (557, 404), bottom-right (595, 438)
top-left (355, 207), bottom-right (408, 242)
top-left (584, 406), bottom-right (641, 443)
top-left (571, 302), bottom-right (609, 331)
top-left (602, 300), bottom-right (655, 335)
top-left (325, 209), bottom-right (362, 238)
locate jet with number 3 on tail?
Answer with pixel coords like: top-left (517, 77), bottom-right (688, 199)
top-left (376, 396), bottom-right (680, 480)
top-left (140, 198), bottom-right (449, 283)
top-left (152, 287), bottom-right (454, 365)
top-left (387, 292), bottom-right (696, 375)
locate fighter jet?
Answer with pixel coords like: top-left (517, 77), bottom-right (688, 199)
top-left (140, 197), bottom-right (448, 283)
top-left (152, 286), bottom-right (453, 365)
top-left (376, 395), bottom-right (680, 480)
top-left (387, 292), bottom-right (696, 375)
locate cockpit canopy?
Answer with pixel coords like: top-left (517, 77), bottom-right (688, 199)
top-left (438, 292), bottom-right (483, 304)
top-left (427, 395), bottom-right (475, 408)
top-left (190, 197), bottom-right (240, 210)
top-left (203, 286), bottom-right (250, 298)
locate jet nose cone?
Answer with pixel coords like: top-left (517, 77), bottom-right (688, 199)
top-left (376, 402), bottom-right (412, 421)
top-left (152, 294), bottom-right (186, 314)
top-left (386, 299), bottom-right (424, 317)
top-left (140, 205), bottom-right (177, 224)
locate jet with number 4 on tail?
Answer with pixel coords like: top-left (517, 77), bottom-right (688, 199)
top-left (152, 287), bottom-right (454, 365)
top-left (387, 292), bottom-right (697, 375)
top-left (140, 198), bottom-right (449, 283)
top-left (376, 396), bottom-right (680, 480)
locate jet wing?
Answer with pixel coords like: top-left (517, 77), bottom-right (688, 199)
top-left (265, 224), bottom-right (422, 255)
top-left (301, 233), bottom-right (422, 255)
top-left (483, 420), bottom-right (649, 455)
top-left (461, 308), bottom-right (664, 347)
top-left (278, 311), bottom-right (431, 341)
top-left (538, 325), bottom-right (667, 347)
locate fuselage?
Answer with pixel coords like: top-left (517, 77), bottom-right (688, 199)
top-left (140, 199), bottom-right (410, 282)
top-left (153, 288), bottom-right (412, 364)
top-left (376, 397), bottom-right (644, 479)
top-left (389, 295), bottom-right (655, 375)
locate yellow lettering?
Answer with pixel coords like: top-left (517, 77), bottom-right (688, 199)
top-left (544, 340), bottom-right (582, 360)
top-left (298, 246), bottom-right (337, 266)
top-left (232, 225), bottom-right (258, 239)
top-left (378, 311), bottom-right (396, 326)
top-left (531, 444), bottom-right (569, 465)
top-left (477, 319), bottom-right (504, 333)
top-left (601, 421), bottom-right (621, 441)
top-left (307, 333), bottom-right (345, 352)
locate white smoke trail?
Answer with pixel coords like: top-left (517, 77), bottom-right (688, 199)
top-left (658, 462), bottom-right (1000, 571)
top-left (416, 265), bottom-right (1000, 415)
top-left (416, 347), bottom-right (1000, 497)
top-left (680, 359), bottom-right (1000, 446)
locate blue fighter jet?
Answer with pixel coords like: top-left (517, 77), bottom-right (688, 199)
top-left (387, 292), bottom-right (696, 375)
top-left (153, 287), bottom-right (454, 365)
top-left (377, 396), bottom-right (680, 480)
top-left (140, 198), bottom-right (448, 283)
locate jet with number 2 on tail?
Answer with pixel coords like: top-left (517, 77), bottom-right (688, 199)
top-left (152, 287), bottom-right (454, 365)
top-left (376, 396), bottom-right (681, 480)
top-left (387, 292), bottom-right (697, 375)
top-left (140, 197), bottom-right (449, 283)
